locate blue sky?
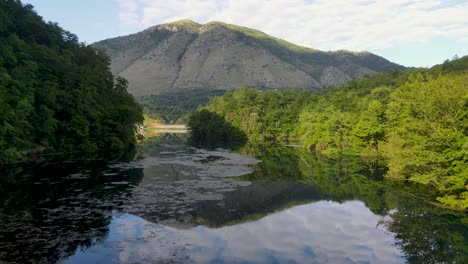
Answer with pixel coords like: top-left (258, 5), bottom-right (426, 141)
top-left (24, 0), bottom-right (468, 67)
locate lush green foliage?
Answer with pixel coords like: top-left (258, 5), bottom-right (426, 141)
top-left (187, 109), bottom-right (246, 148)
top-left (139, 89), bottom-right (225, 124)
top-left (189, 57), bottom-right (468, 208)
top-left (197, 88), bottom-right (309, 142)
top-left (384, 74), bottom-right (467, 208)
top-left (0, 0), bottom-right (143, 164)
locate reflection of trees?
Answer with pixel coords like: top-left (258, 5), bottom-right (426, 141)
top-left (141, 133), bottom-right (189, 157)
top-left (380, 196), bottom-right (468, 263)
top-left (243, 144), bottom-right (468, 262)
top-left (297, 151), bottom-right (390, 214)
top-left (239, 143), bottom-right (306, 182)
top-left (242, 144), bottom-right (390, 213)
top-left (1, 143), bottom-right (467, 263)
top-left (0, 151), bottom-right (143, 263)
top-left (143, 132), bottom-right (188, 147)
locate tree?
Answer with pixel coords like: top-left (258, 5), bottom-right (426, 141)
top-left (384, 73), bottom-right (468, 208)
top-left (187, 109), bottom-right (246, 148)
top-left (0, 0), bottom-right (143, 164)
top-left (353, 100), bottom-right (385, 157)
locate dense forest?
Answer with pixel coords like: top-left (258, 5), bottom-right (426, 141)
top-left (139, 89), bottom-right (225, 124)
top-left (0, 0), bottom-right (143, 164)
top-left (189, 57), bottom-right (468, 209)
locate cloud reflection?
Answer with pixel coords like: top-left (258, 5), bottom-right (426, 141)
top-left (66, 200), bottom-right (405, 263)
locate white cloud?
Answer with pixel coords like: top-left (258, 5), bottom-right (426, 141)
top-left (114, 0), bottom-right (468, 51)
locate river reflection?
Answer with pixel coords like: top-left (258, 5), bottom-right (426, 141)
top-left (0, 135), bottom-right (467, 263)
top-left (66, 201), bottom-right (403, 264)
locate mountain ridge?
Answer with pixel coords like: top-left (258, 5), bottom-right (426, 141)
top-left (93, 20), bottom-right (404, 96)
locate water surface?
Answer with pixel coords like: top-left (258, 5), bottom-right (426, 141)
top-left (0, 135), bottom-right (467, 263)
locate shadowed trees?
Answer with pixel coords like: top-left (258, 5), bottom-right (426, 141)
top-left (0, 0), bottom-right (143, 164)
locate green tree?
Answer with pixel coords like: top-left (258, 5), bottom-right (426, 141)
top-left (187, 109), bottom-right (246, 148)
top-left (353, 100), bottom-right (385, 156)
top-left (0, 0), bottom-right (143, 164)
top-left (384, 73), bottom-right (468, 208)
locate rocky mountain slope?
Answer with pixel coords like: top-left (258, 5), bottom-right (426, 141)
top-left (93, 20), bottom-right (404, 96)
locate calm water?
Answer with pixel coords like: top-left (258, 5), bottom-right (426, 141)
top-left (0, 134), bottom-right (467, 263)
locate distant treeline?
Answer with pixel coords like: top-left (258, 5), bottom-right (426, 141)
top-left (139, 89), bottom-right (225, 124)
top-left (189, 57), bottom-right (468, 209)
top-left (0, 0), bottom-right (143, 164)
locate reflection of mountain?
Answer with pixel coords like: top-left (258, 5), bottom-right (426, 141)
top-left (125, 145), bottom-right (317, 229)
top-left (65, 201), bottom-right (406, 263)
top-left (1, 142), bottom-right (467, 263)
top-left (191, 181), bottom-right (319, 227)
top-left (120, 148), bottom-right (260, 227)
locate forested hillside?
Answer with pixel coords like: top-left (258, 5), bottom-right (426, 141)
top-left (189, 57), bottom-right (468, 209)
top-left (140, 89), bottom-right (225, 124)
top-left (0, 0), bottom-right (143, 164)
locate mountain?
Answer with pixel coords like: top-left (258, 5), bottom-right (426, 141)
top-left (93, 20), bottom-right (404, 97)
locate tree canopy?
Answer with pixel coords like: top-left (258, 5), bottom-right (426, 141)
top-left (188, 56), bottom-right (468, 209)
top-left (0, 0), bottom-right (143, 164)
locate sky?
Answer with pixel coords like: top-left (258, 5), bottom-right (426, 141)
top-left (24, 0), bottom-right (468, 67)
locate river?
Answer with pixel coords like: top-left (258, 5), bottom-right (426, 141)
top-left (0, 134), bottom-right (467, 263)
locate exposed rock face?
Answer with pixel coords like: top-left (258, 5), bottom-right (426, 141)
top-left (93, 20), bottom-right (404, 96)
top-left (319, 66), bottom-right (353, 88)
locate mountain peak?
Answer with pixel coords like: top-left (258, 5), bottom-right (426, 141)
top-left (93, 21), bottom-right (404, 97)
top-left (147, 19), bottom-right (201, 33)
top-left (163, 19), bottom-right (201, 27)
